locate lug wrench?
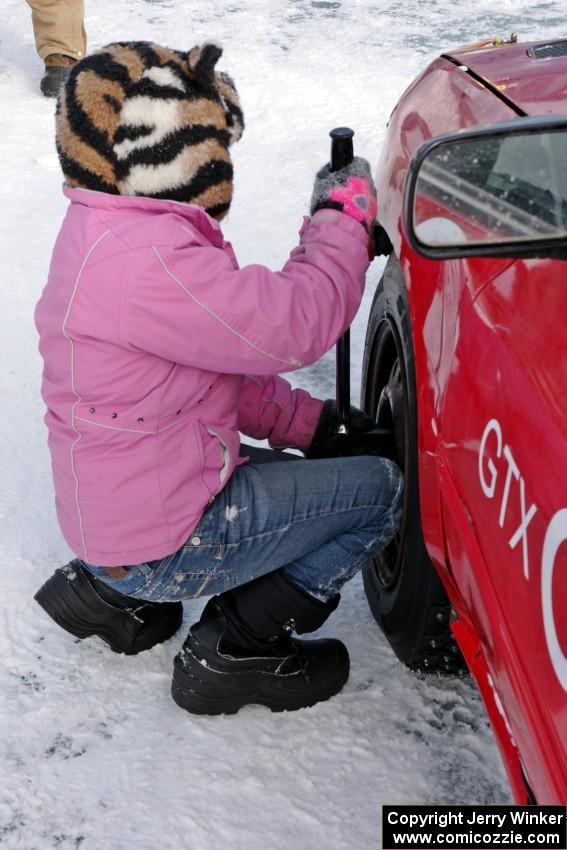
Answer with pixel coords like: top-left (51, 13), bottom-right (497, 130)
top-left (328, 127), bottom-right (397, 455)
top-left (329, 127), bottom-right (354, 436)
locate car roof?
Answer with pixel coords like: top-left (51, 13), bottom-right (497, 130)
top-left (445, 38), bottom-right (567, 117)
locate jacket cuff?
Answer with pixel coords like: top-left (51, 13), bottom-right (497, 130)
top-left (307, 207), bottom-right (370, 246)
top-left (291, 396), bottom-right (324, 453)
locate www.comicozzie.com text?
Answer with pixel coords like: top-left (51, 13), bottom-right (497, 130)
top-left (386, 811), bottom-right (565, 830)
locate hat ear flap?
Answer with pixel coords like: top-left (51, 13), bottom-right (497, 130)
top-left (188, 42), bottom-right (223, 84)
top-left (216, 72), bottom-right (244, 146)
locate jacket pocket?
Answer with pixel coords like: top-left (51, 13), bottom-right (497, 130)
top-left (206, 425), bottom-right (232, 487)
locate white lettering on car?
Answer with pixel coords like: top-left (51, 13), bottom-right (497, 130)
top-left (509, 477), bottom-right (538, 580)
top-left (478, 418), bottom-right (566, 691)
top-left (498, 445), bottom-right (520, 530)
top-left (541, 510), bottom-right (567, 691)
top-left (479, 418), bottom-right (502, 498)
top-left (478, 418), bottom-right (537, 578)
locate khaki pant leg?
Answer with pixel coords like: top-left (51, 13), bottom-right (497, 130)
top-left (25, 0), bottom-right (86, 62)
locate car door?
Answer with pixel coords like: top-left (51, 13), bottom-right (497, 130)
top-left (437, 252), bottom-right (567, 800)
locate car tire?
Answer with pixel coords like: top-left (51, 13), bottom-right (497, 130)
top-left (361, 255), bottom-right (465, 674)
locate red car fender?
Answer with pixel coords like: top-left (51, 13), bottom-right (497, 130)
top-left (372, 43), bottom-right (567, 802)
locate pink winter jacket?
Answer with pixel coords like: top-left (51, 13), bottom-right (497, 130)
top-left (35, 187), bottom-right (370, 566)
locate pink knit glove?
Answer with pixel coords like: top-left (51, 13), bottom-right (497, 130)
top-left (310, 156), bottom-right (377, 233)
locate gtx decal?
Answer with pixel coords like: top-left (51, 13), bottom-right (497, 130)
top-left (479, 418), bottom-right (567, 692)
top-left (479, 418), bottom-right (538, 579)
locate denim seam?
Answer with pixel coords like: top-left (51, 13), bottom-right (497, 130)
top-left (145, 568), bottom-right (235, 599)
top-left (181, 541), bottom-right (221, 549)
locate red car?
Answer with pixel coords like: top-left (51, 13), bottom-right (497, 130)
top-left (360, 36), bottom-right (567, 803)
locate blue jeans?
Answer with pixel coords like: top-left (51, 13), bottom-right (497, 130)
top-left (84, 447), bottom-right (403, 603)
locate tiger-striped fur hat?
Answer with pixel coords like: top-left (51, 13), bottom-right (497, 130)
top-left (55, 41), bottom-right (244, 220)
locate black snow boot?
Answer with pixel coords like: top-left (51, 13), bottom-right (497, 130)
top-left (171, 570), bottom-right (349, 715)
top-left (34, 560), bottom-right (183, 654)
top-left (40, 54), bottom-right (76, 97)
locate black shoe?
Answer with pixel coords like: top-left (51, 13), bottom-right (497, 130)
top-left (40, 54), bottom-right (75, 97)
top-left (171, 573), bottom-right (349, 715)
top-left (34, 560), bottom-right (183, 654)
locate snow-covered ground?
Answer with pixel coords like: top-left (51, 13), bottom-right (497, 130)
top-left (1, 1), bottom-right (565, 847)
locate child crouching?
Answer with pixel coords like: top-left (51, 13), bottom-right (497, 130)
top-left (34, 40), bottom-right (403, 715)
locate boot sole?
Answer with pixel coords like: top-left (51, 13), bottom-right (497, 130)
top-left (171, 644), bottom-right (350, 715)
top-left (35, 570), bottom-right (183, 655)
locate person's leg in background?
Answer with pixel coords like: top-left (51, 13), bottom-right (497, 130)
top-left (25, 0), bottom-right (86, 96)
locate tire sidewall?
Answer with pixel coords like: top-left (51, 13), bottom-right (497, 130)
top-left (362, 256), bottom-right (450, 664)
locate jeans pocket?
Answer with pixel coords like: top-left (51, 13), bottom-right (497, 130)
top-left (181, 508), bottom-right (225, 561)
top-left (171, 569), bottom-right (236, 600)
top-left (181, 536), bottom-right (224, 562)
top-left (85, 562), bottom-right (155, 598)
top-left (142, 565), bottom-right (236, 602)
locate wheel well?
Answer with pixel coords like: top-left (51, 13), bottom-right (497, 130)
top-left (360, 253), bottom-right (466, 674)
